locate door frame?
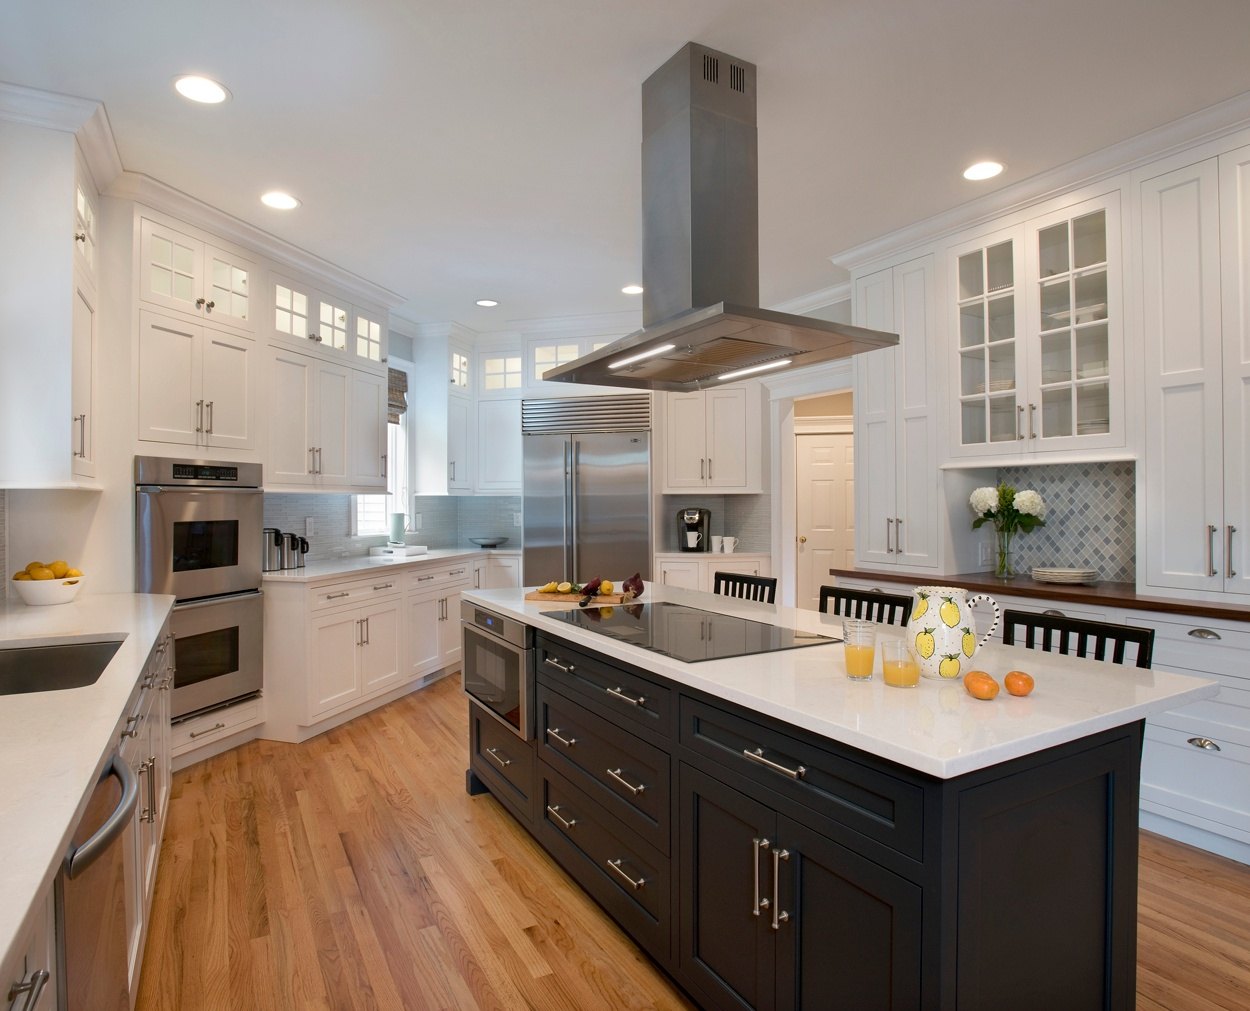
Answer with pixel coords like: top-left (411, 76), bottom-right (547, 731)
top-left (794, 419), bottom-right (854, 609)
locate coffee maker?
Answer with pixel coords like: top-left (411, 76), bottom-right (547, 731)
top-left (677, 508), bottom-right (711, 552)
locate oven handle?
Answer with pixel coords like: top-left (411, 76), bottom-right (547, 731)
top-left (136, 485), bottom-right (263, 495)
top-left (64, 753), bottom-right (139, 879)
top-left (173, 589), bottom-right (264, 611)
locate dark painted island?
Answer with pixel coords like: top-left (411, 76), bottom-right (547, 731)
top-left (461, 585), bottom-right (1216, 1010)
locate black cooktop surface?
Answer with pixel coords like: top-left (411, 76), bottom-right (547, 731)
top-left (543, 601), bottom-right (837, 663)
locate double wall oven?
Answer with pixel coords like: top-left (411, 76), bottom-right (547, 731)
top-left (135, 457), bottom-right (263, 720)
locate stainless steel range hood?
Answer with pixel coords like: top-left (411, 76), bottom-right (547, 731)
top-left (544, 42), bottom-right (898, 393)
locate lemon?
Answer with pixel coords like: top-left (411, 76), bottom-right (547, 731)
top-left (24, 561), bottom-right (45, 574)
top-left (600, 579), bottom-right (614, 594)
top-left (65, 568), bottom-right (83, 577)
top-left (49, 560), bottom-right (70, 578)
top-left (13, 572), bottom-right (31, 581)
top-left (557, 581), bottom-right (573, 593)
top-left (28, 566), bottom-right (55, 581)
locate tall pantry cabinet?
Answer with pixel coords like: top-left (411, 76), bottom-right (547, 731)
top-left (1139, 145), bottom-right (1250, 598)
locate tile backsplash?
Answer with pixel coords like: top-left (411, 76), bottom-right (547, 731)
top-left (994, 462), bottom-right (1135, 583)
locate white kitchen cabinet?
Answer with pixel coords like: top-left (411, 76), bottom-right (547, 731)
top-left (270, 272), bottom-right (388, 372)
top-left (448, 393), bottom-right (472, 492)
top-left (266, 346), bottom-right (376, 490)
top-left (137, 309), bottom-right (256, 452)
top-left (946, 192), bottom-right (1124, 460)
top-left (1139, 147), bottom-right (1250, 598)
top-left (1, 885), bottom-right (56, 1011)
top-left (0, 126), bottom-right (100, 488)
top-left (475, 398), bottom-right (522, 493)
top-left (139, 216), bottom-right (254, 331)
top-left (654, 553), bottom-right (769, 593)
top-left (349, 369), bottom-right (388, 489)
top-left (853, 254), bottom-right (940, 570)
top-left (70, 267), bottom-right (98, 479)
top-left (309, 595), bottom-right (402, 720)
top-left (473, 553), bottom-right (522, 590)
top-left (660, 384), bottom-right (762, 492)
top-left (407, 562), bottom-right (472, 677)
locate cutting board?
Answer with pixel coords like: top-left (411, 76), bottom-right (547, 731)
top-left (524, 590), bottom-right (629, 604)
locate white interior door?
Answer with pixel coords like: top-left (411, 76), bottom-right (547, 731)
top-left (796, 432), bottom-right (855, 611)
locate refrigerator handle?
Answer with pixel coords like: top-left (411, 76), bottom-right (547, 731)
top-left (569, 438), bottom-right (579, 581)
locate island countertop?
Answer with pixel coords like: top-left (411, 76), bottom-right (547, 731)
top-left (462, 583), bottom-right (1217, 780)
top-left (0, 593), bottom-right (175, 971)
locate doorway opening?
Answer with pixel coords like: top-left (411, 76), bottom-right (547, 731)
top-left (793, 391), bottom-right (854, 610)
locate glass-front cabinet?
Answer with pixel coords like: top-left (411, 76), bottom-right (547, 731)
top-left (270, 273), bottom-right (387, 370)
top-left (949, 192), bottom-right (1122, 459)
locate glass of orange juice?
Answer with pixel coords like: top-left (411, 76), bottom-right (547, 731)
top-left (881, 638), bottom-right (921, 688)
top-left (842, 619), bottom-right (876, 680)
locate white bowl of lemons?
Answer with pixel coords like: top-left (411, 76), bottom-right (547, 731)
top-left (11, 560), bottom-right (85, 606)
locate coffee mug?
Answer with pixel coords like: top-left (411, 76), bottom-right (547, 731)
top-left (685, 531), bottom-right (702, 548)
top-left (722, 536), bottom-right (739, 553)
top-left (711, 535), bottom-right (724, 552)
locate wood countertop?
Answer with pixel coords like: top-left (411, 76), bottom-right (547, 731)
top-left (828, 567), bottom-right (1250, 623)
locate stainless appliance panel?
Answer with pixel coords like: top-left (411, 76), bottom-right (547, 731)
top-left (135, 485), bottom-right (263, 599)
top-left (461, 602), bottom-right (534, 740)
top-left (571, 432), bottom-right (651, 581)
top-left (522, 432), bottom-right (573, 582)
top-left (55, 753), bottom-right (136, 1011)
top-left (170, 590), bottom-right (263, 719)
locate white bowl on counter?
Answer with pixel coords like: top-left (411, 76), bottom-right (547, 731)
top-left (10, 575), bottom-right (86, 606)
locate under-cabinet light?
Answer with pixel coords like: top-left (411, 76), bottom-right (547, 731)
top-left (608, 344), bottom-right (676, 369)
top-left (717, 359), bottom-right (793, 381)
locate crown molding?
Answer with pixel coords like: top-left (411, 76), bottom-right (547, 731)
top-left (831, 88), bottom-right (1250, 274)
top-left (769, 281), bottom-right (852, 315)
top-left (76, 104), bottom-right (123, 191)
top-left (108, 171), bottom-right (405, 309)
top-left (0, 81), bottom-right (98, 132)
top-left (506, 309), bottom-right (641, 336)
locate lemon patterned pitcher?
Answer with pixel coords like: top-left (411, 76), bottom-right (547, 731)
top-left (907, 585), bottom-right (1001, 680)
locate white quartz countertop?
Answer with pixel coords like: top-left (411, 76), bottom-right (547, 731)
top-left (0, 593), bottom-right (174, 968)
top-left (462, 583), bottom-right (1218, 781)
top-left (262, 547), bottom-right (495, 584)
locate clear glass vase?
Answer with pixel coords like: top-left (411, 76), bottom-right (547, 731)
top-left (994, 528), bottom-right (1014, 579)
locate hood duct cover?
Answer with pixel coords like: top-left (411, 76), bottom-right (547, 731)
top-left (544, 42), bottom-right (898, 392)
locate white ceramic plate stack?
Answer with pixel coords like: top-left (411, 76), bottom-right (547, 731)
top-left (1031, 566), bottom-right (1098, 585)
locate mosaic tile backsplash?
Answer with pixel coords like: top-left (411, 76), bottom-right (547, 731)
top-left (993, 462), bottom-right (1135, 583)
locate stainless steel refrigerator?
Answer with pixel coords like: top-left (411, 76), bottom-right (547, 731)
top-left (522, 395), bottom-right (652, 584)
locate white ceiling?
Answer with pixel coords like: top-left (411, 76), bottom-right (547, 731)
top-left (8, 0), bottom-right (1250, 331)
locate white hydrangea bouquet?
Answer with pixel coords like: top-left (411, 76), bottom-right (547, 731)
top-left (970, 483), bottom-right (1046, 578)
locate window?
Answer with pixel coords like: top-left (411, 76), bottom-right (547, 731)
top-left (482, 354), bottom-right (522, 390)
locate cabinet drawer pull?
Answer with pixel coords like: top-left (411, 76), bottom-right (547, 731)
top-left (326, 591), bottom-right (350, 600)
top-left (742, 746), bottom-right (806, 780)
top-left (885, 517), bottom-right (893, 554)
top-left (485, 746), bottom-right (511, 768)
top-left (707, 458), bottom-right (713, 481)
top-left (1187, 737), bottom-right (1222, 751)
top-left (189, 721), bottom-right (226, 739)
top-left (372, 582), bottom-right (394, 591)
top-left (895, 517), bottom-right (903, 553)
top-left (606, 857), bottom-right (646, 890)
top-left (449, 568), bottom-right (466, 576)
top-left (417, 574), bottom-right (436, 582)
top-left (546, 727), bottom-right (576, 748)
top-left (8, 968), bottom-right (50, 1011)
top-left (1187, 628), bottom-right (1221, 640)
top-left (771, 848), bottom-right (791, 930)
top-left (544, 657), bottom-right (575, 674)
top-left (1017, 403), bottom-right (1025, 440)
top-left (546, 804), bottom-right (576, 831)
top-left (752, 837), bottom-right (771, 916)
top-left (1028, 402), bottom-right (1037, 440)
top-left (605, 685), bottom-right (644, 707)
top-left (1207, 523), bottom-right (1218, 577)
top-left (1228, 525), bottom-right (1238, 578)
top-left (606, 767), bottom-right (645, 795)
top-left (1043, 608), bottom-right (1066, 617)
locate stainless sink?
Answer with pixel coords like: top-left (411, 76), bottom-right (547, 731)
top-left (0, 639), bottom-right (123, 695)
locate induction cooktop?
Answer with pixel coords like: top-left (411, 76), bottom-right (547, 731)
top-left (543, 601), bottom-right (838, 663)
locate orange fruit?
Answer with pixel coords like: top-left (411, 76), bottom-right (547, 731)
top-left (1004, 671), bottom-right (1035, 697)
top-left (964, 671), bottom-right (1000, 701)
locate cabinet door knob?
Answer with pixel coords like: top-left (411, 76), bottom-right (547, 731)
top-left (1187, 737), bottom-right (1221, 751)
top-left (1187, 628), bottom-right (1221, 640)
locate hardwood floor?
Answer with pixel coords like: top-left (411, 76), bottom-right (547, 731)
top-left (138, 676), bottom-right (1250, 1010)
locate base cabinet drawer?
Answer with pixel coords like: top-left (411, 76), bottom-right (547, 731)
top-left (471, 704), bottom-right (535, 824)
top-left (537, 768), bottom-right (671, 956)
top-left (537, 684), bottom-right (670, 853)
top-left (172, 696), bottom-right (263, 756)
top-left (1141, 721), bottom-right (1250, 839)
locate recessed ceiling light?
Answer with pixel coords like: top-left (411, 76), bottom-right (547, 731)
top-left (963, 161), bottom-right (1004, 181)
top-left (608, 344), bottom-right (676, 370)
top-left (174, 75), bottom-right (230, 104)
top-left (476, 299), bottom-right (499, 308)
top-left (621, 284), bottom-right (644, 295)
top-left (260, 191), bottom-right (300, 210)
